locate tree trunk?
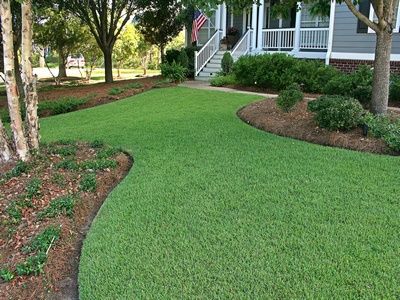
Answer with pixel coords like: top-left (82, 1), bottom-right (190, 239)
top-left (0, 118), bottom-right (12, 162)
top-left (13, 42), bottom-right (24, 98)
top-left (22, 0), bottom-right (39, 150)
top-left (103, 47), bottom-right (113, 83)
top-left (39, 47), bottom-right (45, 68)
top-left (160, 45), bottom-right (165, 63)
top-left (1, 0), bottom-right (29, 161)
top-left (371, 30), bottom-right (392, 114)
top-left (58, 48), bottom-right (67, 78)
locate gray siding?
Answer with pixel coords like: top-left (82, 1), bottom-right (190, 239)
top-left (332, 3), bottom-right (400, 54)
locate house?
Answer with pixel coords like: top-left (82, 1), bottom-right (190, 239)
top-left (192, 0), bottom-right (400, 80)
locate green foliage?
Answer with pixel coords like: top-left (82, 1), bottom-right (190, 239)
top-left (6, 202), bottom-right (22, 224)
top-left (16, 252), bottom-right (47, 276)
top-left (22, 226), bottom-right (61, 254)
top-left (80, 174), bottom-right (97, 192)
top-left (161, 62), bottom-right (187, 83)
top-left (51, 173), bottom-right (66, 187)
top-left (80, 159), bottom-right (117, 171)
top-left (362, 113), bottom-right (400, 151)
top-left (165, 49), bottom-right (181, 64)
top-left (182, 46), bottom-right (200, 78)
top-left (0, 269), bottom-right (14, 282)
top-left (26, 178), bottom-right (42, 199)
top-left (210, 74), bottom-right (237, 87)
top-left (90, 140), bottom-right (105, 149)
top-left (39, 97), bottom-right (88, 116)
top-left (124, 82), bottom-right (143, 89)
top-left (96, 147), bottom-right (121, 159)
top-left (48, 144), bottom-right (77, 157)
top-left (233, 53), bottom-right (339, 92)
top-left (4, 161), bottom-right (29, 179)
top-left (308, 95), bottom-right (365, 131)
top-left (389, 75), bottom-right (400, 102)
top-left (276, 83), bottom-right (304, 112)
top-left (178, 50), bottom-right (189, 69)
top-left (109, 87), bottom-right (124, 95)
top-left (323, 65), bottom-right (373, 105)
top-left (37, 196), bottom-right (75, 219)
top-left (221, 52), bottom-right (234, 75)
top-left (55, 159), bottom-right (79, 171)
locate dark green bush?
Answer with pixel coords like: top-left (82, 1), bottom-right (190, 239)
top-left (0, 269), bottom-right (14, 282)
top-left (164, 49), bottom-right (181, 64)
top-left (161, 62), bottom-right (187, 83)
top-left (276, 83), bottom-right (304, 112)
top-left (183, 46), bottom-right (200, 78)
top-left (39, 97), bottom-right (88, 115)
top-left (221, 52), bottom-right (234, 75)
top-left (390, 75), bottom-right (400, 102)
top-left (210, 74), bottom-right (237, 87)
top-left (178, 50), bottom-right (189, 70)
top-left (308, 95), bottom-right (365, 131)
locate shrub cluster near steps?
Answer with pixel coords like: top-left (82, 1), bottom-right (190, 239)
top-left (212, 53), bottom-right (400, 104)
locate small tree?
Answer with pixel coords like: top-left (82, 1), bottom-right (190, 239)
top-left (80, 29), bottom-right (103, 81)
top-left (135, 0), bottom-right (185, 60)
top-left (113, 24), bottom-right (138, 78)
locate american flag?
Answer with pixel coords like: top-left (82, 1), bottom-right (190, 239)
top-left (191, 10), bottom-right (207, 43)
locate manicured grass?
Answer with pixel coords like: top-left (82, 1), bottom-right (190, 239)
top-left (40, 87), bottom-right (400, 299)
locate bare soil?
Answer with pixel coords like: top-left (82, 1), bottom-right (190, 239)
top-left (238, 98), bottom-right (399, 156)
top-left (0, 142), bottom-right (132, 299)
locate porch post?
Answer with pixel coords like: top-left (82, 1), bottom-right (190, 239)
top-left (325, 0), bottom-right (336, 64)
top-left (293, 2), bottom-right (302, 54)
top-left (215, 5), bottom-right (221, 31)
top-left (257, 0), bottom-right (265, 50)
top-left (251, 3), bottom-right (258, 50)
top-left (222, 3), bottom-right (227, 37)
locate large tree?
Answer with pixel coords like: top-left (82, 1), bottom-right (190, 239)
top-left (64, 0), bottom-right (136, 83)
top-left (135, 0), bottom-right (185, 60)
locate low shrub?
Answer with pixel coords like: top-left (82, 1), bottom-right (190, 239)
top-left (22, 226), bottom-right (61, 254)
top-left (37, 195), bottom-right (75, 219)
top-left (308, 95), bottom-right (365, 131)
top-left (210, 74), bottom-right (237, 87)
top-left (80, 173), bottom-right (97, 192)
top-left (108, 87), bottom-right (124, 95)
top-left (164, 49), bottom-right (181, 64)
top-left (4, 160), bottom-right (28, 179)
top-left (161, 62), bottom-right (187, 83)
top-left (48, 144), bottom-right (77, 157)
top-left (39, 97), bottom-right (88, 115)
top-left (178, 50), bottom-right (189, 70)
top-left (16, 252), bottom-right (47, 276)
top-left (124, 82), bottom-right (143, 89)
top-left (276, 83), bottom-right (304, 112)
top-left (55, 159), bottom-right (78, 170)
top-left (221, 52), bottom-right (234, 75)
top-left (362, 113), bottom-right (400, 151)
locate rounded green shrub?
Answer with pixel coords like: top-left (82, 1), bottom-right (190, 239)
top-left (276, 83), bottom-right (304, 112)
top-left (308, 95), bottom-right (365, 131)
top-left (161, 62), bottom-right (187, 83)
top-left (210, 74), bottom-right (237, 87)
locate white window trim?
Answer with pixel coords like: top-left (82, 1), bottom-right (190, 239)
top-left (368, 4), bottom-right (400, 33)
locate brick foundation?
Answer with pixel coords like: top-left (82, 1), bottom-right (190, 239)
top-left (330, 59), bottom-right (400, 74)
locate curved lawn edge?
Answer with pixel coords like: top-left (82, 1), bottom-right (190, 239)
top-left (236, 99), bottom-right (398, 156)
top-left (65, 150), bottom-right (134, 300)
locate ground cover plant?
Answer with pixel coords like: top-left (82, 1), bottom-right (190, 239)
top-left (38, 87), bottom-right (400, 299)
top-left (0, 141), bottom-right (131, 299)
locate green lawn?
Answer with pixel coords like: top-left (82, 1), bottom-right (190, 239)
top-left (40, 87), bottom-right (400, 299)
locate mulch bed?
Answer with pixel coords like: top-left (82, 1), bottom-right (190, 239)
top-left (0, 76), bottom-right (172, 111)
top-left (238, 98), bottom-right (399, 156)
top-left (0, 142), bottom-right (132, 299)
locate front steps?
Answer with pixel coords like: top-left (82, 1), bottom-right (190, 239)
top-left (196, 51), bottom-right (226, 81)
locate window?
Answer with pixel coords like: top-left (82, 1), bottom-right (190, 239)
top-left (359, 1), bottom-right (400, 34)
top-left (301, 4), bottom-right (329, 28)
top-left (357, 0), bottom-right (370, 33)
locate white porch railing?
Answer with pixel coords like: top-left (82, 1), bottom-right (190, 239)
top-left (262, 28), bottom-right (295, 50)
top-left (300, 28), bottom-right (329, 49)
top-left (195, 30), bottom-right (222, 76)
top-left (262, 27), bottom-right (329, 50)
top-left (230, 29), bottom-right (253, 61)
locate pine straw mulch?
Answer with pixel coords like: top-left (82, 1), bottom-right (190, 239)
top-left (238, 98), bottom-right (399, 156)
top-left (0, 141), bottom-right (132, 299)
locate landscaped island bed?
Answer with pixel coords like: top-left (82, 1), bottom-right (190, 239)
top-left (0, 142), bottom-right (132, 299)
top-left (38, 87), bottom-right (400, 298)
top-left (238, 98), bottom-right (399, 155)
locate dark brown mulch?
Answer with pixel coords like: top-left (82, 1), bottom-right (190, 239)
top-left (0, 142), bottom-right (133, 299)
top-left (238, 98), bottom-right (399, 156)
top-left (0, 76), bottom-right (172, 111)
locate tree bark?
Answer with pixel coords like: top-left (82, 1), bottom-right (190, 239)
top-left (1, 0), bottom-right (29, 161)
top-left (103, 47), bottom-right (113, 83)
top-left (0, 117), bottom-right (12, 162)
top-left (58, 47), bottom-right (67, 78)
top-left (371, 30), bottom-right (392, 114)
top-left (21, 0), bottom-right (39, 150)
top-left (13, 42), bottom-right (24, 98)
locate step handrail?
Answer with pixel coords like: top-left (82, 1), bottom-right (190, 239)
top-left (230, 28), bottom-right (253, 61)
top-left (194, 30), bottom-right (222, 77)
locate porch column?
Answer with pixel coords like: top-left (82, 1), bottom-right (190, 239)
top-left (325, 0), bottom-right (336, 64)
top-left (257, 0), bottom-right (265, 50)
top-left (215, 5), bottom-right (221, 31)
top-left (251, 3), bottom-right (258, 50)
top-left (221, 3), bottom-right (227, 37)
top-left (293, 2), bottom-right (302, 54)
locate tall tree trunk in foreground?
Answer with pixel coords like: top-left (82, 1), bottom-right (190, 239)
top-left (103, 47), bottom-right (113, 83)
top-left (13, 36), bottom-right (24, 98)
top-left (58, 47), bottom-right (67, 78)
top-left (1, 0), bottom-right (29, 161)
top-left (371, 30), bottom-right (392, 114)
top-left (21, 0), bottom-right (39, 150)
top-left (0, 118), bottom-right (12, 162)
